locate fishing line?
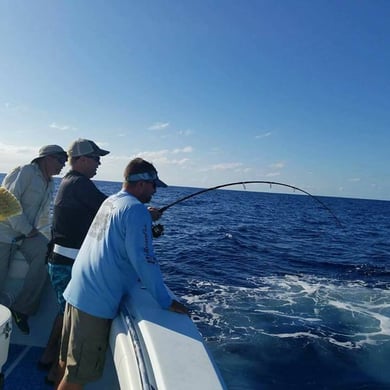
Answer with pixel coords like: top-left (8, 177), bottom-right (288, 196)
top-left (152, 181), bottom-right (342, 237)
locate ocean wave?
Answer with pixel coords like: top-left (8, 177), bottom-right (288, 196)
top-left (183, 274), bottom-right (390, 351)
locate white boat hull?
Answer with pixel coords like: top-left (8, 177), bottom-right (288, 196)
top-left (111, 282), bottom-right (226, 390)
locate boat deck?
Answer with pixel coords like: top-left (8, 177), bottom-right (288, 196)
top-left (3, 344), bottom-right (55, 390)
top-left (3, 343), bottom-right (119, 390)
top-left (2, 279), bottom-right (120, 390)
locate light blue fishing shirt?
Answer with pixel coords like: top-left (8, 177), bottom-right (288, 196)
top-left (63, 190), bottom-right (172, 319)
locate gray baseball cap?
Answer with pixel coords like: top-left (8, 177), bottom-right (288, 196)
top-left (68, 138), bottom-right (110, 157)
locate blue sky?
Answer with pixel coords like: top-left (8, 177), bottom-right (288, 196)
top-left (0, 1), bottom-right (389, 200)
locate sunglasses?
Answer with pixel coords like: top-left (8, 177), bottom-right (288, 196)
top-left (145, 180), bottom-right (157, 189)
top-left (51, 154), bottom-right (67, 165)
top-left (85, 155), bottom-right (100, 163)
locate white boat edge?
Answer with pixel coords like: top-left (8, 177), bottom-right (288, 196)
top-left (113, 283), bottom-right (227, 390)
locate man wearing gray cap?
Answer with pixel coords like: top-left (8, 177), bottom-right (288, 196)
top-left (0, 144), bottom-right (67, 334)
top-left (56, 157), bottom-right (187, 389)
top-left (39, 138), bottom-right (111, 381)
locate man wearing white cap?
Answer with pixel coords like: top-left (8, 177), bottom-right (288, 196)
top-left (39, 138), bottom-right (109, 379)
top-left (0, 144), bottom-right (67, 334)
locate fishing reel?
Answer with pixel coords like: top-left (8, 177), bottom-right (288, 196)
top-left (152, 223), bottom-right (164, 238)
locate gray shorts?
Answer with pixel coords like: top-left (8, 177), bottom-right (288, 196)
top-left (60, 302), bottom-right (111, 385)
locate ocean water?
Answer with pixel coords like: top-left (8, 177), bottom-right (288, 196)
top-left (94, 180), bottom-right (390, 390)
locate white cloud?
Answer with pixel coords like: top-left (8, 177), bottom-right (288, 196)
top-left (2, 102), bottom-right (26, 113)
top-left (170, 158), bottom-right (189, 165)
top-left (265, 172), bottom-right (281, 177)
top-left (135, 149), bottom-right (170, 160)
top-left (148, 122), bottom-right (170, 130)
top-left (132, 147), bottom-right (193, 164)
top-left (177, 129), bottom-right (193, 136)
top-left (269, 161), bottom-right (285, 169)
top-left (0, 142), bottom-right (35, 155)
top-left (0, 142), bottom-right (40, 172)
top-left (172, 146), bottom-right (193, 154)
top-left (130, 152), bottom-right (190, 168)
top-left (255, 131), bottom-right (272, 139)
top-left (209, 162), bottom-right (244, 171)
top-left (50, 122), bottom-right (77, 131)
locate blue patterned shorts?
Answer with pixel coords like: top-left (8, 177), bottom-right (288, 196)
top-left (48, 263), bottom-right (72, 314)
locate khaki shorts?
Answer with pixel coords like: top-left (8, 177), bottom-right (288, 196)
top-left (60, 302), bottom-right (111, 385)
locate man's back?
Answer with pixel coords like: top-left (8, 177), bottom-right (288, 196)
top-left (53, 170), bottom-right (106, 249)
top-left (63, 190), bottom-right (172, 319)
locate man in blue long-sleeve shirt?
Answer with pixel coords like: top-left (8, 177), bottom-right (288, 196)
top-left (57, 157), bottom-right (188, 390)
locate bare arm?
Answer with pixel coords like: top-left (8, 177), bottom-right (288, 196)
top-left (169, 299), bottom-right (189, 315)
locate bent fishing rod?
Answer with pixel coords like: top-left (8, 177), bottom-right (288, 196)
top-left (153, 181), bottom-right (342, 235)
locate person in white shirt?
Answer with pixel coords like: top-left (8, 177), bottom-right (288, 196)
top-left (0, 144), bottom-right (67, 334)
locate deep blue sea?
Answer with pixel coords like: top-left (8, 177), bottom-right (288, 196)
top-left (94, 180), bottom-right (390, 390)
